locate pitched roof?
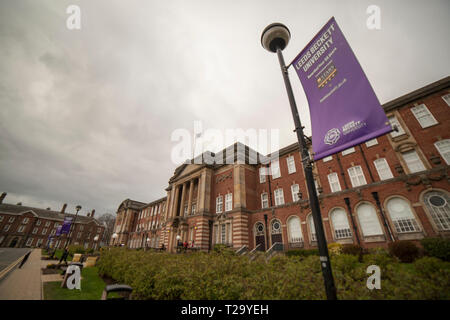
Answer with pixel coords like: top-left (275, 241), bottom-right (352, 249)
top-left (0, 203), bottom-right (102, 225)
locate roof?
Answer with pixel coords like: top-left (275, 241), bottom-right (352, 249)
top-left (0, 203), bottom-right (102, 225)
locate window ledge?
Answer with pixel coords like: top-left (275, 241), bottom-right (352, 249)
top-left (335, 238), bottom-right (354, 244)
top-left (363, 235), bottom-right (386, 242)
top-left (396, 231), bottom-right (424, 241)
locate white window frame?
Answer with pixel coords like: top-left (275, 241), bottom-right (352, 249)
top-left (4, 224), bottom-right (10, 232)
top-left (0, 216), bottom-right (3, 222)
top-left (434, 139), bottom-right (450, 165)
top-left (373, 158), bottom-right (394, 180)
top-left (22, 218), bottom-right (29, 224)
top-left (286, 156), bottom-right (296, 174)
top-left (8, 217), bottom-right (15, 223)
top-left (26, 238), bottom-right (33, 246)
top-left (45, 221), bottom-right (51, 227)
top-left (225, 193), bottom-right (233, 212)
top-left (386, 197), bottom-right (420, 233)
top-left (261, 193), bottom-right (269, 209)
top-left (341, 147), bottom-right (355, 156)
top-left (271, 160), bottom-right (281, 179)
top-left (216, 195), bottom-right (223, 213)
top-left (191, 203), bottom-right (196, 215)
top-left (388, 115), bottom-right (405, 137)
top-left (347, 166), bottom-right (367, 188)
top-left (36, 220), bottom-right (41, 226)
top-left (356, 203), bottom-right (384, 237)
top-left (365, 138), bottom-right (378, 147)
top-left (259, 167), bottom-right (267, 183)
top-left (17, 225), bottom-right (25, 233)
top-left (402, 150), bottom-right (426, 173)
top-left (42, 228), bottom-right (48, 235)
top-left (291, 184), bottom-right (300, 202)
top-left (411, 104), bottom-right (437, 128)
top-left (330, 208), bottom-right (353, 239)
top-left (323, 155), bottom-right (333, 162)
top-left (327, 173), bottom-right (341, 193)
top-left (274, 188), bottom-right (285, 206)
top-left (308, 215), bottom-right (317, 242)
top-left (442, 93), bottom-right (450, 106)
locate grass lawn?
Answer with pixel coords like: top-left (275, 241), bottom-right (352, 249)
top-left (42, 249), bottom-right (73, 262)
top-left (43, 267), bottom-right (116, 300)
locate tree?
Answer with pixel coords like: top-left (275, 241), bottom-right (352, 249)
top-left (97, 213), bottom-right (115, 245)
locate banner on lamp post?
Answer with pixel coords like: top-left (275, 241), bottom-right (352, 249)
top-left (291, 17), bottom-right (391, 160)
top-left (60, 216), bottom-right (73, 235)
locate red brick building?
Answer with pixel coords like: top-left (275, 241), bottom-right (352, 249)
top-left (0, 193), bottom-right (106, 249)
top-left (113, 77), bottom-right (450, 252)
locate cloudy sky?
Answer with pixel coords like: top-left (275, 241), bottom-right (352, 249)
top-left (0, 0), bottom-right (449, 216)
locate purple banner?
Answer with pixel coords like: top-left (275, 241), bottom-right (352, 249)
top-left (58, 216), bottom-right (73, 235)
top-left (292, 17), bottom-right (391, 160)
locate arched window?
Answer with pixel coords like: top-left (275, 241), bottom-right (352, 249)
top-left (271, 219), bottom-right (282, 234)
top-left (330, 208), bottom-right (352, 239)
top-left (356, 203), bottom-right (383, 236)
top-left (255, 222), bottom-right (265, 235)
top-left (423, 191), bottom-right (450, 231)
top-left (307, 215), bottom-right (316, 241)
top-left (386, 197), bottom-right (420, 233)
top-left (287, 216), bottom-right (303, 244)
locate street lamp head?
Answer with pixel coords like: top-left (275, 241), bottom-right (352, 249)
top-left (94, 235), bottom-right (99, 241)
top-left (112, 233), bottom-right (118, 239)
top-left (76, 205), bottom-right (82, 211)
top-left (261, 22), bottom-right (290, 52)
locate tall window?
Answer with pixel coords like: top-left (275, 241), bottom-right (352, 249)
top-left (287, 216), bottom-right (303, 244)
top-left (386, 197), bottom-right (420, 233)
top-left (183, 206), bottom-right (188, 216)
top-left (271, 160), bottom-right (281, 179)
top-left (291, 184), bottom-right (300, 202)
top-left (271, 219), bottom-right (282, 235)
top-left (17, 225), bottom-right (25, 233)
top-left (327, 173), bottom-right (341, 192)
top-left (356, 203), bottom-right (383, 236)
top-left (330, 208), bottom-right (352, 239)
top-left (348, 166), bottom-right (367, 187)
top-left (216, 196), bottom-right (223, 213)
top-left (423, 191), bottom-right (450, 231)
top-left (442, 93), bottom-right (450, 106)
top-left (435, 139), bottom-right (450, 165)
top-left (191, 203), bottom-right (196, 215)
top-left (411, 104), bottom-right (437, 128)
top-left (26, 238), bottom-right (33, 246)
top-left (0, 216), bottom-right (3, 222)
top-left (274, 188), bottom-right (285, 206)
top-left (287, 156), bottom-right (296, 174)
top-left (261, 193), bottom-right (269, 209)
top-left (22, 218), bottom-right (29, 224)
top-left (259, 167), bottom-right (267, 183)
top-left (4, 224), bottom-right (10, 232)
top-left (221, 224), bottom-right (226, 244)
top-left (225, 193), bottom-right (233, 211)
top-left (308, 215), bottom-right (316, 241)
top-left (388, 115), bottom-right (405, 137)
top-left (8, 217), bottom-right (15, 223)
top-left (402, 150), bottom-right (426, 173)
top-left (374, 158), bottom-right (394, 180)
top-left (42, 228), bottom-right (48, 235)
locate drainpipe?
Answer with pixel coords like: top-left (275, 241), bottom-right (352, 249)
top-left (344, 197), bottom-right (361, 246)
top-left (335, 153), bottom-right (349, 189)
top-left (264, 214), bottom-right (269, 251)
top-left (358, 145), bottom-right (375, 183)
top-left (371, 192), bottom-right (395, 242)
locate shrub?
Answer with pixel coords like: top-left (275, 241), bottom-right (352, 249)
top-left (341, 244), bottom-right (363, 256)
top-left (68, 245), bottom-right (85, 255)
top-left (388, 241), bottom-right (420, 263)
top-left (328, 243), bottom-right (342, 256)
top-left (420, 238), bottom-right (450, 262)
top-left (285, 249), bottom-right (319, 258)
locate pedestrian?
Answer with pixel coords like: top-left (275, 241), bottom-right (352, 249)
top-left (183, 241), bottom-right (188, 252)
top-left (59, 248), bottom-right (69, 265)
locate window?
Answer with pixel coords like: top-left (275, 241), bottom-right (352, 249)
top-left (36, 239), bottom-right (43, 247)
top-left (323, 155), bottom-right (333, 162)
top-left (42, 228), bottom-right (47, 235)
top-left (442, 93), bottom-right (450, 106)
top-left (22, 218), bottom-right (29, 224)
top-left (32, 228), bottom-right (38, 234)
top-left (291, 184), bottom-right (300, 202)
top-left (288, 216), bottom-right (303, 244)
top-left (435, 140), bottom-right (450, 165)
top-left (50, 229), bottom-right (56, 236)
top-left (402, 150), bottom-right (426, 173)
top-left (348, 166), bottom-right (367, 187)
top-left (356, 203), bottom-right (383, 236)
top-left (26, 238), bottom-right (33, 246)
top-left (261, 193), bottom-right (269, 209)
top-left (271, 160), bottom-right (281, 179)
top-left (365, 138), bottom-right (378, 147)
top-left (330, 208), bottom-right (352, 239)
top-left (77, 232), bottom-right (82, 239)
top-left (225, 193), bottom-right (233, 211)
top-left (183, 205), bottom-right (188, 216)
top-left (36, 220), bottom-right (41, 226)
top-left (342, 147), bottom-right (355, 156)
top-left (274, 188), bottom-right (285, 206)
top-left (216, 196), bottom-right (223, 213)
top-left (17, 225), bottom-right (25, 233)
top-left (0, 216), bottom-right (3, 222)
top-left (374, 158), bottom-right (394, 180)
top-left (327, 173), bottom-right (341, 193)
top-left (8, 217), bottom-right (15, 223)
top-left (287, 156), bottom-right (296, 174)
top-left (4, 224), bottom-right (10, 232)
top-left (259, 167), bottom-right (267, 183)
top-left (411, 104), bottom-right (437, 128)
top-left (221, 224), bottom-right (226, 244)
top-left (308, 215), bottom-right (316, 241)
top-left (271, 219), bottom-right (282, 235)
top-left (191, 204), bottom-right (196, 215)
top-left (45, 221), bottom-right (50, 227)
top-left (388, 115), bottom-right (405, 137)
top-left (386, 197), bottom-right (420, 233)
top-left (423, 191), bottom-right (450, 231)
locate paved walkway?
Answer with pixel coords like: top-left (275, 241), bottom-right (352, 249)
top-left (0, 249), bottom-right (42, 300)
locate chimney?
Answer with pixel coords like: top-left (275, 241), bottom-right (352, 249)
top-left (61, 203), bottom-right (67, 213)
top-left (0, 192), bottom-right (6, 204)
top-left (46, 207), bottom-right (51, 210)
top-left (90, 209), bottom-right (95, 218)
top-left (17, 202), bottom-right (22, 206)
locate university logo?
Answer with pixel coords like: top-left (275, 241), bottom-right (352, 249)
top-left (324, 128), bottom-right (340, 145)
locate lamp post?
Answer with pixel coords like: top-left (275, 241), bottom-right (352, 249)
top-left (112, 233), bottom-right (118, 246)
top-left (64, 205), bottom-right (81, 249)
top-left (94, 235), bottom-right (99, 250)
top-left (261, 23), bottom-right (337, 300)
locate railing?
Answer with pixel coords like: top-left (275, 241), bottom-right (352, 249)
top-left (235, 245), bottom-right (248, 255)
top-left (248, 243), bottom-right (262, 255)
top-left (265, 242), bottom-right (284, 260)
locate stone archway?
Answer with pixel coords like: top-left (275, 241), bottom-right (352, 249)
top-left (9, 237), bottom-right (19, 248)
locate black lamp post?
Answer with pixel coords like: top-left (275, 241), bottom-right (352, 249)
top-left (261, 23), bottom-right (337, 300)
top-left (64, 205), bottom-right (82, 249)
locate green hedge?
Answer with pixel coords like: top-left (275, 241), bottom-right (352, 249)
top-left (97, 248), bottom-right (450, 300)
top-left (285, 249), bottom-right (319, 257)
top-left (421, 238), bottom-right (450, 262)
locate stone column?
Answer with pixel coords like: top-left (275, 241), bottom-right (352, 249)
top-left (172, 185), bottom-right (180, 218)
top-left (187, 180), bottom-right (194, 216)
top-left (179, 182), bottom-right (187, 216)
